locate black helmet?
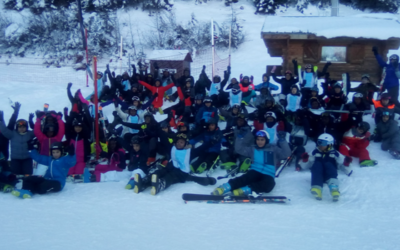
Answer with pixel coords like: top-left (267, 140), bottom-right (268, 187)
top-left (131, 135), bottom-right (141, 145)
top-left (50, 142), bottom-right (64, 154)
top-left (72, 117), bottom-right (83, 127)
top-left (160, 120), bottom-right (169, 129)
top-left (207, 117), bottom-right (218, 125)
top-left (144, 112), bottom-right (153, 119)
top-left (204, 97), bottom-right (212, 103)
top-left (195, 94), bottom-right (204, 101)
top-left (15, 119), bottom-right (28, 129)
top-left (358, 122), bottom-right (370, 133)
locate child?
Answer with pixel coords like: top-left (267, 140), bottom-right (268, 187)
top-left (299, 133), bottom-right (350, 201)
top-left (339, 120), bottom-right (377, 167)
top-left (254, 112), bottom-right (285, 145)
top-left (34, 112), bottom-right (65, 156)
top-left (212, 130), bottom-right (291, 196)
top-left (223, 83), bottom-right (243, 106)
top-left (219, 104), bottom-right (248, 133)
top-left (271, 67), bottom-right (298, 107)
top-left (0, 111), bottom-right (35, 175)
top-left (115, 104), bottom-right (143, 147)
top-left (373, 110), bottom-right (400, 159)
top-left (188, 118), bottom-right (223, 173)
top-left (326, 82), bottom-right (348, 111)
top-left (194, 97), bottom-right (219, 136)
top-left (138, 78), bottom-right (174, 109)
top-left (148, 133), bottom-right (217, 195)
top-left (349, 74), bottom-right (379, 104)
top-left (372, 93), bottom-right (400, 124)
top-left (285, 85), bottom-right (302, 121)
top-left (125, 136), bottom-right (150, 190)
top-left (12, 142), bottom-right (76, 199)
top-left (254, 74), bottom-right (279, 96)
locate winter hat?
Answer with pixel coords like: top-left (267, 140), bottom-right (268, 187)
top-left (72, 117), bottom-right (83, 127)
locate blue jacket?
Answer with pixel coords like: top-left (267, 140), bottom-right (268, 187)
top-left (30, 150), bottom-right (77, 189)
top-left (195, 106), bottom-right (218, 124)
top-left (189, 128), bottom-right (224, 153)
top-left (375, 54), bottom-right (400, 89)
top-left (255, 82), bottom-right (279, 92)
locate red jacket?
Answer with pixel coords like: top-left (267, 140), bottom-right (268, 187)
top-left (139, 80), bottom-right (174, 108)
top-left (342, 129), bottom-right (370, 149)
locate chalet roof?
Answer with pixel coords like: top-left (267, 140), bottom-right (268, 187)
top-left (147, 50), bottom-right (192, 62)
top-left (261, 14), bottom-right (400, 40)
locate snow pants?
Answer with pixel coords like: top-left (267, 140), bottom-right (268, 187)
top-left (141, 137), bottom-right (158, 159)
top-left (68, 162), bottom-right (86, 176)
top-left (381, 134), bottom-right (400, 152)
top-left (387, 86), bottom-right (400, 107)
top-left (94, 164), bottom-right (123, 182)
top-left (22, 176), bottom-right (62, 194)
top-left (311, 161), bottom-right (338, 188)
top-left (300, 88), bottom-right (311, 108)
top-left (339, 143), bottom-right (370, 163)
top-left (11, 158), bottom-right (33, 175)
top-left (228, 170), bottom-right (275, 193)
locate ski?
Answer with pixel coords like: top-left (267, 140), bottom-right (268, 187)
top-left (275, 146), bottom-right (297, 177)
top-left (217, 165), bottom-right (239, 180)
top-left (297, 65), bottom-right (303, 84)
top-left (206, 156), bottom-right (220, 177)
top-left (342, 73), bottom-right (350, 97)
top-left (182, 193), bottom-right (288, 204)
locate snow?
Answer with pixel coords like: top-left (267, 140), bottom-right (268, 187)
top-left (147, 49), bottom-right (191, 61)
top-left (261, 14), bottom-right (400, 40)
top-left (1, 1), bottom-right (400, 250)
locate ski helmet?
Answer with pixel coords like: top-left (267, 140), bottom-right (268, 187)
top-left (381, 93), bottom-right (391, 100)
top-left (50, 142), bottom-right (64, 154)
top-left (389, 54), bottom-right (399, 61)
top-left (185, 78), bottom-right (192, 84)
top-left (264, 96), bottom-right (275, 106)
top-left (264, 111), bottom-right (277, 120)
top-left (97, 71), bottom-right (103, 78)
top-left (207, 117), bottom-right (218, 125)
top-left (15, 119), bottom-right (28, 129)
top-left (353, 93), bottom-right (364, 99)
top-left (131, 135), bottom-right (141, 145)
top-left (160, 120), bottom-right (169, 129)
top-left (333, 82), bottom-right (342, 89)
top-left (195, 94), bottom-right (204, 101)
top-left (255, 130), bottom-right (270, 144)
top-left (72, 117), bottom-right (83, 127)
top-left (231, 104), bottom-right (242, 112)
top-left (203, 97), bottom-right (213, 103)
top-left (175, 133), bottom-right (188, 144)
top-left (358, 122), bottom-right (370, 133)
top-left (144, 112), bottom-right (153, 119)
top-left (382, 109), bottom-right (391, 117)
top-left (317, 133), bottom-right (334, 149)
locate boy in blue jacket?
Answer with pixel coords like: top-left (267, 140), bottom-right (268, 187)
top-left (150, 133), bottom-right (216, 195)
top-left (11, 142), bottom-right (76, 199)
top-left (212, 130), bottom-right (291, 196)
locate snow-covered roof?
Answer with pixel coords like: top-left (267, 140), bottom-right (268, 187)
top-left (261, 14), bottom-right (400, 40)
top-left (147, 50), bottom-right (191, 61)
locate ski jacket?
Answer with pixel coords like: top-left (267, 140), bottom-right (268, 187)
top-left (138, 80), bottom-right (174, 108)
top-left (29, 149), bottom-right (76, 189)
top-left (374, 54), bottom-right (400, 89)
top-left (195, 106), bottom-right (219, 124)
top-left (241, 140), bottom-right (290, 178)
top-left (376, 119), bottom-right (400, 150)
top-left (116, 107), bottom-right (143, 135)
top-left (272, 73), bottom-right (298, 95)
top-left (286, 93), bottom-right (302, 112)
top-left (254, 82), bottom-right (279, 92)
top-left (189, 128), bottom-right (224, 153)
top-left (299, 147), bottom-right (345, 170)
top-left (128, 149), bottom-right (148, 172)
top-left (0, 109), bottom-right (18, 160)
top-left (233, 124), bottom-right (254, 157)
top-left (34, 115), bottom-right (65, 156)
top-left (349, 83), bottom-right (379, 103)
top-left (0, 121), bottom-right (34, 160)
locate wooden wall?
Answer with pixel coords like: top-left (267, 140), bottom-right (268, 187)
top-left (263, 36), bottom-right (400, 84)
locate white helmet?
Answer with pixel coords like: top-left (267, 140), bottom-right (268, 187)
top-left (317, 133), bottom-right (334, 148)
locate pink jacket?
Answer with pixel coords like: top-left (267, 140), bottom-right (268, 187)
top-left (34, 114), bottom-right (65, 156)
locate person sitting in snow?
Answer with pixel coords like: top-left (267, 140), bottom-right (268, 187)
top-left (212, 130), bottom-right (291, 196)
top-left (11, 142), bottom-right (76, 199)
top-left (147, 133), bottom-right (217, 195)
top-left (299, 133), bottom-right (351, 202)
top-left (372, 93), bottom-right (400, 124)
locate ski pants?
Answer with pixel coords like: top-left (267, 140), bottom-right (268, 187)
top-left (228, 170), bottom-right (275, 193)
top-left (190, 148), bottom-right (219, 171)
top-left (67, 162), bottom-right (86, 175)
top-left (11, 158), bottom-right (33, 175)
top-left (300, 88), bottom-right (312, 108)
top-left (311, 161), bottom-right (338, 188)
top-left (382, 134), bottom-right (400, 152)
top-left (339, 143), bottom-right (370, 163)
top-left (386, 86), bottom-right (400, 107)
top-left (22, 176), bottom-right (62, 194)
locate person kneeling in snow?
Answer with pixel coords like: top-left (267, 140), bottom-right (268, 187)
top-left (12, 142), bottom-right (76, 199)
top-left (299, 133), bottom-right (351, 202)
top-left (148, 133), bottom-right (216, 195)
top-left (372, 109), bottom-right (400, 159)
top-left (212, 130), bottom-right (291, 196)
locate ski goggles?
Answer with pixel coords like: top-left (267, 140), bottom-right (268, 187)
top-left (317, 139), bottom-right (330, 146)
top-left (382, 111), bottom-right (390, 116)
top-left (305, 64), bottom-right (312, 69)
top-left (354, 93), bottom-right (363, 98)
top-left (16, 120), bottom-right (27, 127)
top-left (176, 133), bottom-right (188, 140)
top-left (132, 96), bottom-right (141, 101)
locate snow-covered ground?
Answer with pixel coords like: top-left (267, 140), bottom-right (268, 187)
top-left (1, 1), bottom-right (400, 250)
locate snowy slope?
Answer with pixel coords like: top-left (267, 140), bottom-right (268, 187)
top-left (1, 1), bottom-right (400, 250)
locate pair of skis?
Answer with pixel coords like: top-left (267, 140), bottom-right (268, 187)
top-left (182, 193), bottom-right (288, 204)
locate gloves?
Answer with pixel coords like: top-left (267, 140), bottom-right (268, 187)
top-left (343, 156), bottom-right (352, 167)
top-left (29, 113), bottom-right (34, 120)
top-left (12, 102), bottom-right (21, 113)
top-left (68, 144), bottom-right (75, 156)
top-left (141, 124), bottom-right (147, 130)
top-left (63, 107), bottom-right (68, 117)
top-left (27, 138), bottom-right (38, 151)
top-left (67, 82), bottom-right (73, 89)
top-left (202, 65), bottom-right (206, 70)
top-left (301, 152), bottom-right (309, 163)
top-left (227, 65), bottom-right (231, 74)
top-left (250, 75), bottom-right (254, 83)
top-left (0, 111), bottom-right (4, 123)
top-left (35, 110), bottom-right (41, 118)
top-left (372, 46), bottom-right (378, 55)
top-left (277, 131), bottom-right (286, 141)
top-left (113, 115), bottom-right (122, 124)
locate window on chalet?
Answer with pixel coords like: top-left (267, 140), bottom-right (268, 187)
top-left (321, 46), bottom-right (347, 63)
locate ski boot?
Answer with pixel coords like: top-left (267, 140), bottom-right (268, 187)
top-left (310, 186), bottom-right (322, 200)
top-left (220, 162), bottom-right (236, 170)
top-left (12, 189), bottom-right (32, 199)
top-left (329, 184), bottom-right (340, 202)
top-left (360, 159), bottom-right (378, 167)
top-left (211, 183), bottom-right (231, 195)
top-left (73, 175), bottom-right (83, 183)
top-left (134, 173), bottom-right (148, 194)
top-left (0, 184), bottom-right (14, 193)
top-left (150, 174), bottom-right (166, 195)
top-left (389, 150), bottom-right (400, 160)
top-left (125, 179), bottom-right (135, 190)
top-left (239, 158), bottom-right (251, 173)
top-left (233, 186), bottom-right (252, 196)
top-left (196, 163), bottom-right (207, 174)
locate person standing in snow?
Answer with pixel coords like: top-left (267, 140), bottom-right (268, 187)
top-left (372, 46), bottom-right (400, 107)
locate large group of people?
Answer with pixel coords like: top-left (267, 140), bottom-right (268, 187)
top-left (0, 46), bottom-right (399, 201)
